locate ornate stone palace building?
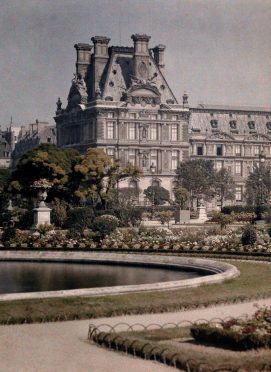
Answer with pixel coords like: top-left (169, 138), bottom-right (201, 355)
top-left (55, 34), bottom-right (271, 205)
top-left (190, 104), bottom-right (271, 206)
top-left (55, 34), bottom-right (190, 198)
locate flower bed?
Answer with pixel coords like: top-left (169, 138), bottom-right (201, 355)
top-left (191, 306), bottom-right (271, 350)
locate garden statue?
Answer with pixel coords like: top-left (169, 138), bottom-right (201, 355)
top-left (197, 197), bottom-right (208, 222)
top-left (31, 179), bottom-right (52, 228)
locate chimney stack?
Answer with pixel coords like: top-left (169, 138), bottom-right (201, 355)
top-left (131, 34), bottom-right (151, 80)
top-left (153, 44), bottom-right (166, 71)
top-left (74, 43), bottom-right (92, 79)
top-left (91, 36), bottom-right (110, 97)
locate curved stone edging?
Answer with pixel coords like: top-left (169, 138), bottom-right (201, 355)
top-left (0, 251), bottom-right (240, 301)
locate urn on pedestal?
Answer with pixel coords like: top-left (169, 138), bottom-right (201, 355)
top-left (31, 179), bottom-right (52, 228)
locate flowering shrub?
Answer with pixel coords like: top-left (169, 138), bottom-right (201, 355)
top-left (191, 306), bottom-right (271, 350)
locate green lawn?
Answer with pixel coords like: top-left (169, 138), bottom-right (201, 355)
top-left (1, 261), bottom-right (271, 324)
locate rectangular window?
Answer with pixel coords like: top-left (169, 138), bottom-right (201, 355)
top-left (150, 124), bottom-right (158, 140)
top-left (235, 186), bottom-right (242, 201)
top-left (254, 146), bottom-right (260, 156)
top-left (197, 145), bottom-right (203, 156)
top-left (129, 113), bottom-right (136, 119)
top-left (150, 114), bottom-right (157, 120)
top-left (235, 144), bottom-right (241, 156)
top-left (107, 112), bottom-right (114, 118)
top-left (172, 115), bottom-right (178, 121)
top-left (128, 149), bottom-right (135, 165)
top-left (171, 124), bottom-right (178, 141)
top-left (128, 123), bottom-right (136, 140)
top-left (216, 144), bottom-right (223, 156)
top-left (107, 148), bottom-right (115, 160)
top-left (215, 160), bottom-right (223, 171)
top-left (171, 150), bottom-right (178, 170)
top-left (107, 122), bottom-right (114, 139)
top-left (235, 161), bottom-right (242, 175)
top-left (150, 149), bottom-right (157, 168)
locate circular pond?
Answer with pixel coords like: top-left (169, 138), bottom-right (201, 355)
top-left (0, 261), bottom-right (205, 294)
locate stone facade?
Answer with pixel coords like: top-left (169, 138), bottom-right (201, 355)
top-left (12, 120), bottom-right (56, 166)
top-left (55, 34), bottom-right (271, 206)
top-left (55, 34), bottom-right (190, 199)
top-left (190, 105), bottom-right (271, 205)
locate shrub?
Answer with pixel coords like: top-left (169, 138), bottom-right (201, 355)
top-left (17, 209), bottom-right (34, 229)
top-left (241, 224), bottom-right (257, 246)
top-left (155, 210), bottom-right (173, 227)
top-left (209, 212), bottom-right (233, 231)
top-left (93, 215), bottom-right (119, 239)
top-left (64, 207), bottom-right (94, 233)
top-left (2, 226), bottom-right (17, 243)
top-left (51, 198), bottom-right (68, 227)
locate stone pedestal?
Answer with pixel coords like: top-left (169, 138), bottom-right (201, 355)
top-left (175, 209), bottom-right (190, 224)
top-left (197, 205), bottom-right (208, 222)
top-left (33, 207), bottom-right (51, 228)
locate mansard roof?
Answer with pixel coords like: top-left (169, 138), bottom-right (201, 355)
top-left (190, 104), bottom-right (271, 138)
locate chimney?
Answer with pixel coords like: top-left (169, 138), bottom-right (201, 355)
top-left (131, 34), bottom-right (151, 80)
top-left (91, 36), bottom-right (110, 97)
top-left (74, 43), bottom-right (92, 79)
top-left (153, 44), bottom-right (166, 71)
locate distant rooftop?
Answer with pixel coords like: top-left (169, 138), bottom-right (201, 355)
top-left (193, 104), bottom-right (271, 113)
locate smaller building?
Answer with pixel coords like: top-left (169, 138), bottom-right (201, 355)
top-left (12, 120), bottom-right (56, 165)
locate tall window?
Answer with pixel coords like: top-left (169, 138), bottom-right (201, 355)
top-left (215, 160), bottom-right (223, 171)
top-left (107, 112), bottom-right (114, 118)
top-left (235, 161), bottom-right (242, 175)
top-left (171, 124), bottom-right (178, 141)
top-left (128, 149), bottom-right (135, 165)
top-left (254, 146), bottom-right (260, 156)
top-left (150, 149), bottom-right (157, 168)
top-left (107, 122), bottom-right (114, 139)
top-left (150, 124), bottom-right (158, 140)
top-left (128, 123), bottom-right (136, 140)
top-left (197, 145), bottom-right (203, 156)
top-left (150, 114), bottom-right (157, 120)
top-left (171, 150), bottom-right (178, 170)
top-left (129, 113), bottom-right (136, 119)
top-left (235, 186), bottom-right (242, 201)
top-left (107, 148), bottom-right (115, 160)
top-left (216, 144), bottom-right (223, 156)
top-left (235, 144), bottom-right (241, 156)
top-left (172, 115), bottom-right (178, 121)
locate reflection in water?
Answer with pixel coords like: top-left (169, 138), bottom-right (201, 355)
top-left (0, 261), bottom-right (205, 294)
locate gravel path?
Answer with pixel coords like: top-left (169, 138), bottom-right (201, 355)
top-left (1, 298), bottom-right (270, 372)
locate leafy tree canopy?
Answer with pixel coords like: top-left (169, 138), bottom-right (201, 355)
top-left (173, 186), bottom-right (190, 209)
top-left (144, 185), bottom-right (170, 206)
top-left (245, 164), bottom-right (271, 206)
top-left (8, 144), bottom-right (80, 199)
top-left (175, 159), bottom-right (216, 200)
top-left (214, 168), bottom-right (235, 208)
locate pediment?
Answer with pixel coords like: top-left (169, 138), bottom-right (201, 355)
top-left (125, 84), bottom-right (161, 106)
top-left (207, 131), bottom-right (235, 141)
top-left (245, 133), bottom-right (271, 141)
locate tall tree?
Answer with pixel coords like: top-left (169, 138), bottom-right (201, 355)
top-left (175, 159), bottom-right (216, 203)
top-left (7, 144), bottom-right (80, 201)
top-left (144, 185), bottom-right (170, 206)
top-left (173, 186), bottom-right (190, 209)
top-left (214, 168), bottom-right (235, 208)
top-left (245, 163), bottom-right (271, 206)
top-left (73, 148), bottom-right (141, 208)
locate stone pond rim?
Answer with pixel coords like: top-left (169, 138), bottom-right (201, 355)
top-left (0, 251), bottom-right (240, 301)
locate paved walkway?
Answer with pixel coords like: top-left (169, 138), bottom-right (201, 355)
top-left (1, 298), bottom-right (270, 372)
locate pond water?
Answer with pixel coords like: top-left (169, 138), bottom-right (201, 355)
top-left (0, 261), bottom-right (206, 294)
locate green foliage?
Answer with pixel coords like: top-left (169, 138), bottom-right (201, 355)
top-left (64, 207), bottom-right (94, 233)
top-left (113, 206), bottom-right (143, 227)
top-left (2, 226), bottom-right (16, 243)
top-left (214, 168), bottom-right (235, 207)
top-left (245, 163), bottom-right (271, 206)
top-left (17, 209), bottom-right (34, 229)
top-left (0, 169), bottom-right (10, 191)
top-left (8, 144), bottom-right (80, 200)
top-left (173, 186), bottom-right (189, 209)
top-left (175, 159), bottom-right (216, 200)
top-left (37, 223), bottom-right (54, 235)
top-left (93, 214), bottom-right (119, 238)
top-left (241, 224), bottom-right (257, 246)
top-left (210, 212), bottom-right (233, 231)
top-left (222, 205), bottom-right (256, 214)
top-left (144, 185), bottom-right (170, 205)
top-left (51, 198), bottom-right (69, 227)
top-left (155, 210), bottom-right (173, 227)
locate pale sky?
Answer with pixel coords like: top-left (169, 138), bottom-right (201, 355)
top-left (0, 0), bottom-right (271, 127)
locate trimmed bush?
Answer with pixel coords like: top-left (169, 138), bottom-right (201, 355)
top-left (93, 215), bottom-right (119, 239)
top-left (241, 225), bottom-right (257, 246)
top-left (2, 226), bottom-right (17, 243)
top-left (64, 207), bottom-right (94, 233)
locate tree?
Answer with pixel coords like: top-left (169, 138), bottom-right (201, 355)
top-left (214, 168), bottom-right (235, 208)
top-left (173, 186), bottom-right (190, 209)
top-left (144, 185), bottom-right (170, 205)
top-left (73, 148), bottom-right (141, 209)
top-left (175, 159), bottom-right (216, 204)
top-left (7, 144), bottom-right (80, 202)
top-left (245, 163), bottom-right (271, 206)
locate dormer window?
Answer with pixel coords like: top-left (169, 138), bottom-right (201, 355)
top-left (248, 121), bottom-right (255, 130)
top-left (210, 119), bottom-right (218, 129)
top-left (266, 122), bottom-right (271, 130)
top-left (229, 120), bottom-right (237, 129)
